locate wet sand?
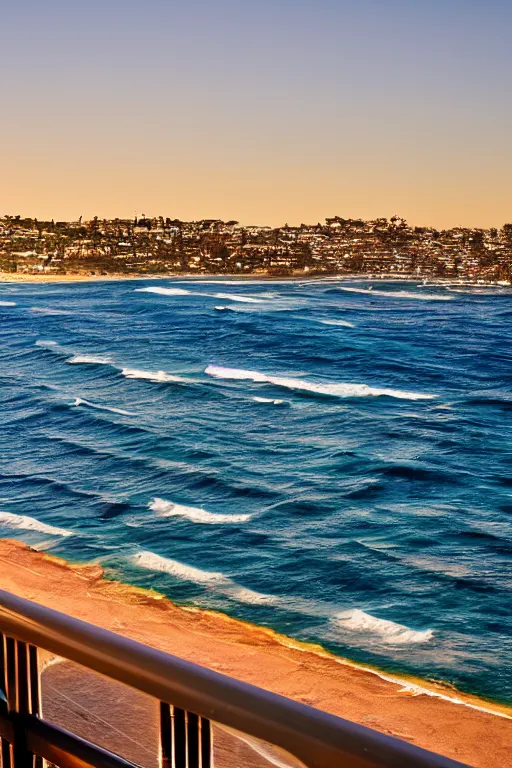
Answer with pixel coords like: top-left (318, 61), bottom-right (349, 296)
top-left (0, 541), bottom-right (510, 766)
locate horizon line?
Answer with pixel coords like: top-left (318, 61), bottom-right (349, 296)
top-left (2, 212), bottom-right (511, 232)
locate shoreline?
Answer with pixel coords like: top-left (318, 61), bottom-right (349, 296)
top-left (1, 270), bottom-right (510, 287)
top-left (0, 540), bottom-right (510, 767)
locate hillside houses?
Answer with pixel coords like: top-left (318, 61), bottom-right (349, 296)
top-left (1, 214), bottom-right (511, 281)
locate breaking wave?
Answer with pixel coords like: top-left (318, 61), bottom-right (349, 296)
top-left (0, 301), bottom-right (17, 307)
top-left (337, 286), bottom-right (452, 301)
top-left (316, 318), bottom-right (355, 328)
top-left (150, 497), bottom-right (252, 524)
top-left (136, 286), bottom-right (264, 303)
top-left (253, 396), bottom-right (286, 406)
top-left (35, 339), bottom-right (59, 348)
top-left (131, 551), bottom-right (226, 584)
top-left (68, 355), bottom-right (112, 365)
top-left (0, 511), bottom-right (72, 537)
top-left (72, 397), bottom-right (135, 416)
top-left (130, 550), bottom-right (433, 643)
top-left (213, 293), bottom-right (263, 304)
top-left (334, 610), bottom-right (434, 644)
top-left (136, 287), bottom-right (190, 296)
top-left (131, 551), bottom-right (287, 605)
top-left (30, 307), bottom-right (70, 315)
top-left (205, 366), bottom-right (434, 400)
top-left (121, 368), bottom-right (187, 384)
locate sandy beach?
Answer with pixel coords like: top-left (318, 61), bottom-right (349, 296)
top-left (0, 540), bottom-right (509, 767)
top-left (1, 270), bottom-right (509, 286)
top-left (0, 271), bottom-right (158, 283)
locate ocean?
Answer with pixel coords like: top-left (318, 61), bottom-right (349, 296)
top-left (0, 277), bottom-right (511, 704)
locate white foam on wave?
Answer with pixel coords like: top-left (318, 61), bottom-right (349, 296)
top-left (131, 550), bottom-right (281, 605)
top-left (316, 318), bottom-right (355, 328)
top-left (31, 307), bottom-right (70, 315)
top-left (121, 368), bottom-right (186, 384)
top-left (0, 511), bottom-right (72, 537)
top-left (337, 286), bottom-right (452, 301)
top-left (253, 396), bottom-right (285, 405)
top-left (213, 293), bottom-right (263, 303)
top-left (136, 287), bottom-right (191, 296)
top-left (334, 609), bottom-right (433, 644)
top-left (0, 301), bottom-right (17, 306)
top-left (35, 340), bottom-right (58, 348)
top-left (129, 550), bottom-right (434, 646)
top-left (136, 286), bottom-right (264, 303)
top-left (229, 586), bottom-right (283, 606)
top-left (131, 551), bottom-right (227, 584)
top-left (72, 397), bottom-right (134, 416)
top-left (205, 366), bottom-right (434, 401)
top-left (68, 355), bottom-right (112, 365)
top-left (150, 497), bottom-right (252, 524)
top-left (176, 280), bottom-right (275, 285)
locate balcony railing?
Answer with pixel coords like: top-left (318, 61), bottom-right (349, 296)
top-left (0, 588), bottom-right (469, 768)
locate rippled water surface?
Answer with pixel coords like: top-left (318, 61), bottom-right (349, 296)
top-left (1, 278), bottom-right (511, 703)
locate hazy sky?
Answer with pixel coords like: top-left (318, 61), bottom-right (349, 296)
top-left (2, 0), bottom-right (511, 228)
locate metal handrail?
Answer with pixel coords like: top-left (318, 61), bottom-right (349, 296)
top-left (0, 589), bottom-right (469, 768)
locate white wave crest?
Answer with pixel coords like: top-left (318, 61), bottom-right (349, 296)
top-left (136, 287), bottom-right (191, 296)
top-left (0, 301), bottom-right (17, 306)
top-left (229, 586), bottom-right (281, 605)
top-left (131, 551), bottom-right (227, 584)
top-left (131, 550), bottom-right (281, 604)
top-left (121, 368), bottom-right (186, 383)
top-left (205, 366), bottom-right (434, 401)
top-left (136, 286), bottom-right (264, 303)
top-left (31, 307), bottom-right (70, 315)
top-left (72, 397), bottom-right (134, 416)
top-left (129, 550), bottom-right (432, 642)
top-left (35, 340), bottom-right (58, 348)
top-left (175, 280), bottom-right (273, 285)
top-left (0, 511), bottom-right (72, 537)
top-left (337, 286), bottom-right (452, 301)
top-left (213, 293), bottom-right (264, 303)
top-left (316, 319), bottom-right (355, 328)
top-left (68, 355), bottom-right (112, 365)
top-left (253, 397), bottom-right (285, 405)
top-left (150, 497), bottom-right (252, 524)
top-left (334, 609), bottom-right (433, 644)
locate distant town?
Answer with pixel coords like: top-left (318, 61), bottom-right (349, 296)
top-left (1, 214), bottom-right (511, 282)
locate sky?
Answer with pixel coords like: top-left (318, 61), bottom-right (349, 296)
top-left (1, 0), bottom-right (511, 228)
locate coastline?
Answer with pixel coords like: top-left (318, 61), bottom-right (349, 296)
top-left (1, 270), bottom-right (510, 286)
top-left (0, 540), bottom-right (510, 767)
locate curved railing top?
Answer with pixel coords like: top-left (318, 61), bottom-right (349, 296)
top-left (0, 589), bottom-right (469, 768)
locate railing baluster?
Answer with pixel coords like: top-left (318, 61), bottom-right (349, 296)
top-left (199, 717), bottom-right (211, 768)
top-left (3, 638), bottom-right (40, 768)
top-left (0, 634), bottom-right (13, 768)
top-left (5, 636), bottom-right (18, 768)
top-left (186, 713), bottom-right (199, 768)
top-left (13, 639), bottom-right (32, 768)
top-left (27, 647), bottom-right (42, 768)
top-left (160, 702), bottom-right (173, 768)
top-left (173, 707), bottom-right (186, 768)
top-left (160, 704), bottom-right (211, 768)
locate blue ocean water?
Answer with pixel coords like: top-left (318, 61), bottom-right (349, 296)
top-left (0, 278), bottom-right (511, 704)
